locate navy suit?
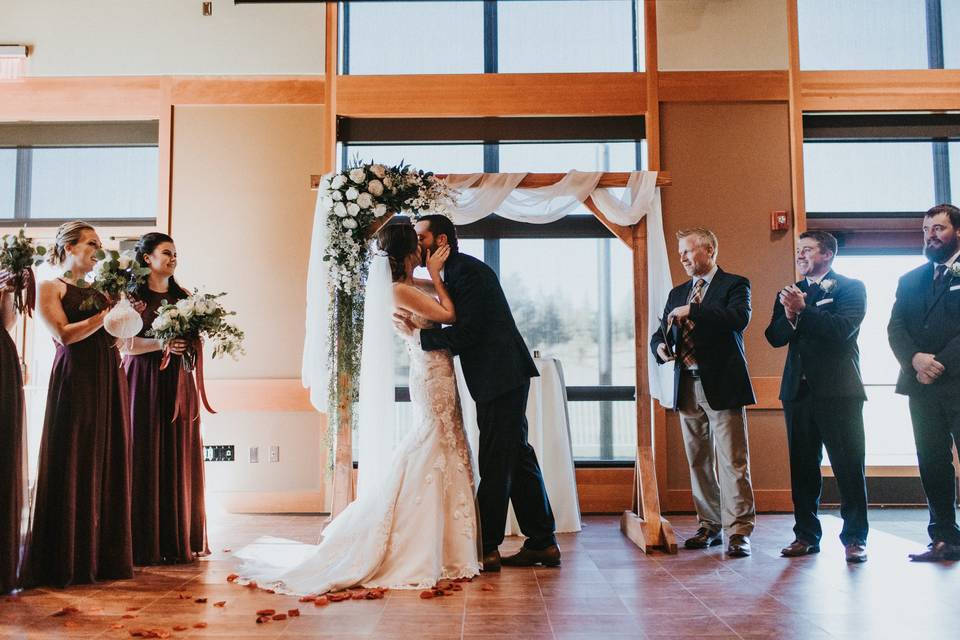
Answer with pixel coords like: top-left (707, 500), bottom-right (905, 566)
top-left (765, 270), bottom-right (869, 546)
top-left (888, 261), bottom-right (960, 544)
top-left (420, 251), bottom-right (555, 554)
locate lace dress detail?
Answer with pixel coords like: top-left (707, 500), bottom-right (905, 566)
top-left (234, 313), bottom-right (480, 595)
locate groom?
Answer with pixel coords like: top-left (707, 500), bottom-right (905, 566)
top-left (395, 214), bottom-right (559, 571)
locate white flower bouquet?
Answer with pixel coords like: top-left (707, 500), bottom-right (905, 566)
top-left (147, 291), bottom-right (245, 370)
top-left (72, 249), bottom-right (151, 311)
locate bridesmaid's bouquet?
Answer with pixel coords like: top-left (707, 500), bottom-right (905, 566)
top-left (0, 228), bottom-right (46, 315)
top-left (147, 291), bottom-right (245, 370)
top-left (75, 249), bottom-right (151, 311)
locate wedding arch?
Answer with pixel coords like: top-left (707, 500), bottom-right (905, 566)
top-left (302, 167), bottom-right (678, 554)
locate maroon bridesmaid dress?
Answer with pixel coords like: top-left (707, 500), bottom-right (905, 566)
top-left (124, 287), bottom-right (209, 565)
top-left (0, 325), bottom-right (25, 593)
top-left (19, 281), bottom-right (133, 588)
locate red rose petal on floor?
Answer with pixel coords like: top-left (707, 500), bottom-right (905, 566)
top-left (245, 581), bottom-right (258, 590)
top-left (419, 591), bottom-right (434, 599)
top-left (213, 601), bottom-right (226, 608)
top-left (327, 592), bottom-right (350, 602)
top-left (264, 589), bottom-right (275, 594)
top-left (110, 623), bottom-right (126, 630)
top-left (350, 592), bottom-right (367, 600)
top-left (192, 622), bottom-right (208, 629)
top-left (431, 589), bottom-right (445, 597)
top-left (194, 598), bottom-right (207, 604)
top-left (256, 616), bottom-right (270, 624)
top-left (452, 584), bottom-right (463, 591)
top-left (313, 596), bottom-right (328, 607)
top-left (176, 593), bottom-right (191, 600)
top-left (481, 584), bottom-right (495, 591)
top-left (172, 625), bottom-right (188, 631)
top-left (287, 608), bottom-right (300, 617)
top-left (298, 595), bottom-right (316, 603)
top-left (271, 613), bottom-right (287, 621)
top-left (225, 573), bottom-right (239, 583)
top-left (121, 614), bottom-right (137, 619)
top-left (255, 609), bottom-right (276, 616)
top-left (53, 605), bottom-right (80, 616)
top-left (127, 606), bottom-right (141, 611)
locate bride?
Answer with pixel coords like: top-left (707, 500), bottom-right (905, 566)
top-left (235, 221), bottom-right (481, 594)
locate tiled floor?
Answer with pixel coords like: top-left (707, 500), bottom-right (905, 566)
top-left (1, 509), bottom-right (957, 639)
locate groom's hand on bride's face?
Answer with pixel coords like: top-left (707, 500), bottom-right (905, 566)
top-left (393, 312), bottom-right (416, 336)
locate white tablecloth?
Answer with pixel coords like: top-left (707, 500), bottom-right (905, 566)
top-left (456, 356), bottom-right (582, 535)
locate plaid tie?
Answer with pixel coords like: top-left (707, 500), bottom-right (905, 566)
top-left (680, 279), bottom-right (705, 369)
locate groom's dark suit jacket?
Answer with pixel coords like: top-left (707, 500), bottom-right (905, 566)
top-left (888, 261), bottom-right (960, 397)
top-left (764, 271), bottom-right (867, 402)
top-left (420, 251), bottom-right (538, 403)
top-left (650, 267), bottom-right (755, 411)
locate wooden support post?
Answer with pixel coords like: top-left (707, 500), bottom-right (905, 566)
top-left (620, 217), bottom-right (676, 554)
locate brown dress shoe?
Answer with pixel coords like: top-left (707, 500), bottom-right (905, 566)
top-left (500, 545), bottom-right (561, 568)
top-left (481, 550), bottom-right (501, 572)
top-left (781, 539), bottom-right (820, 557)
top-left (845, 542), bottom-right (867, 563)
top-left (726, 534), bottom-right (751, 557)
top-left (684, 527), bottom-right (722, 549)
top-left (909, 541), bottom-right (960, 562)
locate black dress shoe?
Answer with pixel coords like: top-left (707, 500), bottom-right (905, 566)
top-left (726, 534), bottom-right (751, 557)
top-left (684, 527), bottom-right (722, 549)
top-left (909, 541), bottom-right (960, 562)
top-left (844, 542), bottom-right (867, 563)
top-left (481, 550), bottom-right (501, 572)
top-left (781, 539), bottom-right (820, 557)
top-left (500, 545), bottom-right (561, 568)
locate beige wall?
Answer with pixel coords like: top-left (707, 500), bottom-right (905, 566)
top-left (657, 0), bottom-right (789, 71)
top-left (660, 101), bottom-right (795, 505)
top-left (0, 0), bottom-right (325, 76)
top-left (171, 104), bottom-right (325, 504)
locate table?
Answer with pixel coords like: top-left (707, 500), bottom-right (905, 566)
top-left (456, 356), bottom-right (582, 535)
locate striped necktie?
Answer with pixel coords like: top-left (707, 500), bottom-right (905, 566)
top-left (680, 278), bottom-right (705, 369)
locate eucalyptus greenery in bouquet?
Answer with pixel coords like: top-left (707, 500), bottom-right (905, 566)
top-left (147, 291), bottom-right (245, 371)
top-left (70, 249), bottom-right (152, 311)
top-left (0, 228), bottom-right (46, 315)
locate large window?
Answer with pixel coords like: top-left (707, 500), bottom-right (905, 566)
top-left (343, 117), bottom-right (644, 461)
top-left (0, 122), bottom-right (159, 225)
top-left (798, 0), bottom-right (957, 70)
top-left (342, 0), bottom-right (642, 75)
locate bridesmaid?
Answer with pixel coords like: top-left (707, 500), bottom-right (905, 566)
top-left (122, 232), bottom-right (209, 564)
top-left (19, 221), bottom-right (133, 588)
top-left (1, 269), bottom-right (26, 593)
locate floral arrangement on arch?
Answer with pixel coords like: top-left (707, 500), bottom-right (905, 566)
top-left (319, 161), bottom-right (456, 294)
top-left (318, 160), bottom-right (457, 471)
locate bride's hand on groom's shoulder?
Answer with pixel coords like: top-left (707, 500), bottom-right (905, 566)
top-left (426, 245), bottom-right (450, 277)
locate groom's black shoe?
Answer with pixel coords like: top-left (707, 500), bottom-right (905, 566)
top-left (501, 545), bottom-right (561, 568)
top-left (481, 550), bottom-right (501, 572)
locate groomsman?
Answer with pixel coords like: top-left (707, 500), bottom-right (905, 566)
top-left (651, 228), bottom-right (756, 557)
top-left (765, 231), bottom-right (868, 563)
top-left (888, 204), bottom-right (960, 562)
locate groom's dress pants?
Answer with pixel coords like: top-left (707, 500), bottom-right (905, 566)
top-left (476, 381), bottom-right (557, 554)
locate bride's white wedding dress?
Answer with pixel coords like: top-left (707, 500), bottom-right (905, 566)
top-left (234, 313), bottom-right (481, 595)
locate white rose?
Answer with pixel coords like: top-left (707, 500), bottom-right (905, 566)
top-left (347, 202), bottom-right (361, 217)
top-left (345, 187), bottom-right (359, 201)
top-left (176, 298), bottom-right (195, 317)
top-left (374, 204), bottom-right (388, 218)
top-left (349, 168), bottom-right (366, 184)
top-left (330, 190), bottom-right (343, 201)
top-left (357, 192), bottom-right (374, 209)
top-left (118, 254), bottom-right (133, 270)
top-left (167, 308), bottom-right (179, 319)
top-left (5, 236), bottom-right (16, 247)
top-left (331, 174), bottom-right (347, 189)
top-left (334, 202), bottom-right (348, 217)
top-left (383, 176), bottom-right (394, 189)
top-left (370, 164), bottom-right (386, 178)
top-left (343, 218), bottom-right (358, 230)
top-left (367, 180), bottom-right (384, 197)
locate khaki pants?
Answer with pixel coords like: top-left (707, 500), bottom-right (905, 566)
top-left (678, 374), bottom-right (756, 536)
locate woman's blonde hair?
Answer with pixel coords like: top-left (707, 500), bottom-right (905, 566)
top-left (48, 220), bottom-right (95, 265)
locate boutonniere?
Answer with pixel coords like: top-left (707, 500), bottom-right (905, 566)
top-left (819, 279), bottom-right (837, 293)
top-left (949, 263), bottom-right (960, 279)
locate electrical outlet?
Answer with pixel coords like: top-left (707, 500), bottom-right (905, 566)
top-left (202, 2), bottom-right (213, 16)
top-left (249, 446), bottom-right (259, 464)
top-left (203, 445), bottom-right (235, 462)
top-left (270, 446), bottom-right (280, 463)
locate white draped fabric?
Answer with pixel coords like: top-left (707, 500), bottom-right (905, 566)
top-left (301, 170), bottom-right (676, 492)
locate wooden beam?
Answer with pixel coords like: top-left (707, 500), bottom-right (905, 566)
top-left (583, 196), bottom-right (633, 248)
top-left (786, 0), bottom-right (807, 239)
top-left (435, 172), bottom-right (672, 188)
top-left (800, 69), bottom-right (960, 112)
top-left (322, 1), bottom-right (339, 174)
top-left (170, 76), bottom-right (324, 105)
top-left (645, 0), bottom-right (660, 172)
top-left (337, 73), bottom-right (647, 117)
top-left (0, 76), bottom-right (164, 120)
top-left (659, 71), bottom-right (789, 103)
